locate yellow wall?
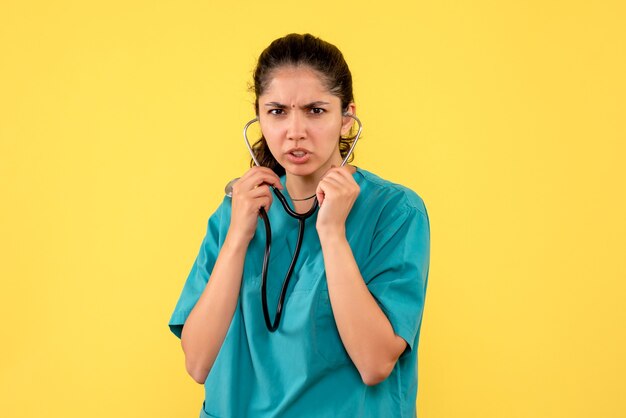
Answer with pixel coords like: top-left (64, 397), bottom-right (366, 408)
top-left (1, 1), bottom-right (624, 417)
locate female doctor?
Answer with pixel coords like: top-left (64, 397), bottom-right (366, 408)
top-left (169, 33), bottom-right (430, 418)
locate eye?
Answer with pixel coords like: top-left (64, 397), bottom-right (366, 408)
top-left (268, 109), bottom-right (285, 115)
top-left (309, 108), bottom-right (325, 115)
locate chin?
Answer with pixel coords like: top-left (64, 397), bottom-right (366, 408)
top-left (281, 162), bottom-right (320, 177)
top-left (285, 167), bottom-right (317, 177)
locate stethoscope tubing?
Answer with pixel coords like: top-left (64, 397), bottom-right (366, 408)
top-left (259, 206), bottom-right (308, 331)
top-left (257, 184), bottom-right (318, 331)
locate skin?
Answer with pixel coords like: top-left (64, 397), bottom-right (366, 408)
top-left (181, 66), bottom-right (407, 386)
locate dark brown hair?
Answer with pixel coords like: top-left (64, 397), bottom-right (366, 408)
top-left (250, 33), bottom-right (357, 176)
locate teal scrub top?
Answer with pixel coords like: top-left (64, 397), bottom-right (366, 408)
top-left (169, 167), bottom-right (430, 418)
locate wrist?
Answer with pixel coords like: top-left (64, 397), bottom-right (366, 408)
top-left (223, 230), bottom-right (251, 254)
top-left (317, 226), bottom-right (347, 244)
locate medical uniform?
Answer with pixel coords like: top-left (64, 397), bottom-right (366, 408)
top-left (169, 167), bottom-right (430, 418)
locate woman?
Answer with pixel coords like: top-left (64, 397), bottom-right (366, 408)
top-left (169, 33), bottom-right (430, 418)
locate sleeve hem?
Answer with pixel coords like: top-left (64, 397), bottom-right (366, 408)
top-left (168, 309), bottom-right (192, 339)
top-left (388, 319), bottom-right (416, 358)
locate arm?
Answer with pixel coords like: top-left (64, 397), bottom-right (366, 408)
top-left (180, 235), bottom-right (247, 384)
top-left (318, 230), bottom-right (407, 386)
top-left (180, 167), bottom-right (283, 384)
top-left (315, 166), bottom-right (406, 386)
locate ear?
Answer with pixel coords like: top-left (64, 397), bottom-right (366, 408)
top-left (341, 103), bottom-right (357, 136)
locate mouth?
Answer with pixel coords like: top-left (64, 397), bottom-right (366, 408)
top-left (285, 149), bottom-right (311, 164)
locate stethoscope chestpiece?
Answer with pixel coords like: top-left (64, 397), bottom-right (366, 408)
top-left (224, 177), bottom-right (239, 198)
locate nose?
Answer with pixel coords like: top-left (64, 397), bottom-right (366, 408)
top-left (286, 111), bottom-right (306, 141)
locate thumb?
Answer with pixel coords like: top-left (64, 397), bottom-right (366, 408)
top-left (316, 184), bottom-right (325, 207)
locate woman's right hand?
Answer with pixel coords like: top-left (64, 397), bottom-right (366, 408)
top-left (226, 166), bottom-right (283, 245)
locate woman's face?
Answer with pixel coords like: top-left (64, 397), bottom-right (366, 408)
top-left (257, 66), bottom-right (355, 179)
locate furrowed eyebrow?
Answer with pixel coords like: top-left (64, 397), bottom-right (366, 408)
top-left (263, 101), bottom-right (330, 109)
top-left (302, 101), bottom-right (330, 108)
top-left (264, 102), bottom-right (288, 109)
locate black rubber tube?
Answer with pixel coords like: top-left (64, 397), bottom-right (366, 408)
top-left (259, 188), bottom-right (319, 332)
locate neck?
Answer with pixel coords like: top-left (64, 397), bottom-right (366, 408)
top-left (285, 172), bottom-right (322, 200)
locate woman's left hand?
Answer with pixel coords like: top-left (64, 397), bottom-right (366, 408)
top-left (315, 166), bottom-right (360, 236)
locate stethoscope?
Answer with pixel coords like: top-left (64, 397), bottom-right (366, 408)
top-left (225, 112), bottom-right (363, 332)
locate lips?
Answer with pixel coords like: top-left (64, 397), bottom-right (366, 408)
top-left (285, 148), bottom-right (311, 164)
top-left (286, 148), bottom-right (311, 156)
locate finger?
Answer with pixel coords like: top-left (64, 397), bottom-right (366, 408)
top-left (248, 170), bottom-right (283, 189)
top-left (240, 166), bottom-right (282, 187)
top-left (320, 171), bottom-right (347, 190)
top-left (319, 174), bottom-right (357, 202)
top-left (255, 195), bottom-right (272, 214)
top-left (249, 186), bottom-right (274, 212)
top-left (248, 184), bottom-right (273, 200)
top-left (320, 175), bottom-right (343, 189)
top-left (315, 184), bottom-right (325, 206)
top-left (234, 185), bottom-right (273, 214)
top-left (324, 168), bottom-right (358, 191)
top-left (316, 179), bottom-right (341, 205)
top-left (322, 166), bottom-right (353, 183)
top-left (238, 170), bottom-right (283, 191)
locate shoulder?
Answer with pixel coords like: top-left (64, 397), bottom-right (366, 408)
top-left (354, 167), bottom-right (428, 219)
top-left (203, 193), bottom-right (233, 238)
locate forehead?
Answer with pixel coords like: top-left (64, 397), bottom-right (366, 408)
top-left (261, 66), bottom-right (337, 102)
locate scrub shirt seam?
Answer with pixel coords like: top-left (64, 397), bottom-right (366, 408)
top-left (359, 170), bottom-right (427, 218)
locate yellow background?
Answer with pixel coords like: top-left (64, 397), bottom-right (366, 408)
top-left (1, 1), bottom-right (624, 417)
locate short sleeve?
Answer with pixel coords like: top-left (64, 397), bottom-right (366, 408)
top-left (168, 202), bottom-right (225, 339)
top-left (361, 203), bottom-right (430, 356)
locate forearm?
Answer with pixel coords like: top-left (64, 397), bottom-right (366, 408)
top-left (319, 230), bottom-right (406, 386)
top-left (180, 234), bottom-right (248, 383)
